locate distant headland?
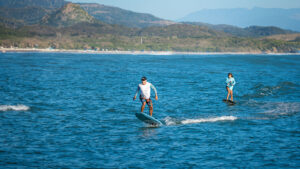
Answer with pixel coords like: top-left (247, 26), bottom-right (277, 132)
top-left (1, 47), bottom-right (299, 55)
top-left (0, 1), bottom-right (299, 53)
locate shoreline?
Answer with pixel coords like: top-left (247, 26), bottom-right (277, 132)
top-left (1, 48), bottom-right (300, 55)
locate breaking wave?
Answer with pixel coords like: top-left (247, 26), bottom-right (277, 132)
top-left (0, 105), bottom-right (30, 111)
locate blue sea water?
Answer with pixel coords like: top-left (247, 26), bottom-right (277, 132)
top-left (0, 53), bottom-right (299, 168)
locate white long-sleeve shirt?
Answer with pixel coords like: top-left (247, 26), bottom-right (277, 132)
top-left (135, 82), bottom-right (157, 99)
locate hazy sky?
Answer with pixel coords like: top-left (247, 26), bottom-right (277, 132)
top-left (69, 0), bottom-right (300, 20)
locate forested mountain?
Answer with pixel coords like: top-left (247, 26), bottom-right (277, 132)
top-left (0, 1), bottom-right (299, 53)
top-left (0, 0), bottom-right (175, 28)
top-left (179, 8), bottom-right (300, 32)
top-left (0, 0), bottom-right (67, 9)
top-left (0, 6), bottom-right (52, 25)
top-left (183, 22), bottom-right (296, 37)
top-left (79, 3), bottom-right (175, 28)
top-left (41, 3), bottom-right (96, 27)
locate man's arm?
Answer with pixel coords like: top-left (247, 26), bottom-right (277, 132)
top-left (133, 86), bottom-right (140, 100)
top-left (150, 84), bottom-right (158, 100)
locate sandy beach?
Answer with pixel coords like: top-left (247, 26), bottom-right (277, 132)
top-left (1, 47), bottom-right (299, 55)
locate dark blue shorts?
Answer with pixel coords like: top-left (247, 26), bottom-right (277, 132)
top-left (140, 96), bottom-right (152, 107)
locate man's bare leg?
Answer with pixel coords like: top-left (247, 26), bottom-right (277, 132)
top-left (141, 102), bottom-right (146, 113)
top-left (149, 106), bottom-right (153, 116)
top-left (149, 100), bottom-right (153, 116)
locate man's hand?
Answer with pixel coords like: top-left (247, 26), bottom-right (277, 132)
top-left (133, 96), bottom-right (136, 100)
top-left (155, 95), bottom-right (158, 100)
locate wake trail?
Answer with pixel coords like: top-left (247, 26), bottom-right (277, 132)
top-left (0, 105), bottom-right (30, 111)
top-left (181, 116), bottom-right (237, 124)
top-left (164, 116), bottom-right (237, 126)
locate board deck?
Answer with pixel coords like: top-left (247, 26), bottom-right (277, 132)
top-left (135, 113), bottom-right (163, 126)
top-left (222, 99), bottom-right (236, 105)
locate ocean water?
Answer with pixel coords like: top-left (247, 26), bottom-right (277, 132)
top-left (0, 53), bottom-right (299, 168)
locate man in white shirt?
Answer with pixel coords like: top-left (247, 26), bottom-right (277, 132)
top-left (133, 77), bottom-right (158, 116)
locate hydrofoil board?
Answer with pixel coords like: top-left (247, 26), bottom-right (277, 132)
top-left (223, 99), bottom-right (236, 105)
top-left (135, 113), bottom-right (163, 126)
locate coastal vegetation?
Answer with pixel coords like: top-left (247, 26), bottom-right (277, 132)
top-left (0, 1), bottom-right (299, 53)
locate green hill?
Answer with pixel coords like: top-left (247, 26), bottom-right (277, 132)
top-left (0, 0), bottom-right (66, 27)
top-left (139, 24), bottom-right (226, 38)
top-left (0, 0), bottom-right (175, 28)
top-left (0, 6), bottom-right (52, 26)
top-left (0, 1), bottom-right (299, 53)
top-left (0, 0), bottom-right (66, 9)
top-left (79, 3), bottom-right (175, 28)
top-left (2, 21), bottom-right (299, 53)
top-left (244, 26), bottom-right (295, 37)
top-left (183, 22), bottom-right (296, 37)
top-left (0, 16), bottom-right (25, 28)
top-left (41, 3), bottom-right (97, 27)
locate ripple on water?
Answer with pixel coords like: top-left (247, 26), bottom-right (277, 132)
top-left (0, 53), bottom-right (299, 168)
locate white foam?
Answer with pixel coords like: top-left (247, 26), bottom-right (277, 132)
top-left (181, 116), bottom-right (237, 124)
top-left (261, 102), bottom-right (300, 116)
top-left (163, 116), bottom-right (177, 125)
top-left (0, 105), bottom-right (30, 111)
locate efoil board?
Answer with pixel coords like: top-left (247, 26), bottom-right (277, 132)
top-left (135, 113), bottom-right (163, 126)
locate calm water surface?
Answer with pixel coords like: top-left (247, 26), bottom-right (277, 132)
top-left (0, 53), bottom-right (299, 168)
